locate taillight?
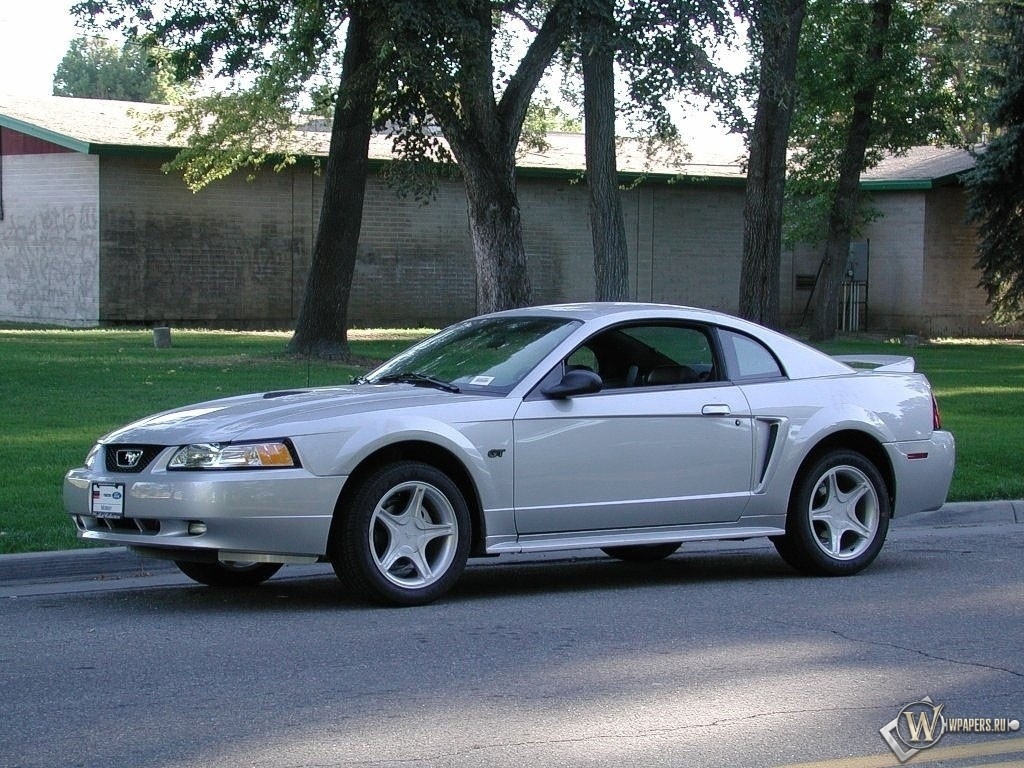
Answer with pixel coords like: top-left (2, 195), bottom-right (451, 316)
top-left (931, 394), bottom-right (943, 430)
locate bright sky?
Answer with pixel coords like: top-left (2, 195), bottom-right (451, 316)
top-left (0, 0), bottom-right (83, 96)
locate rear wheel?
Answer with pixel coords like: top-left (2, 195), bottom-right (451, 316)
top-left (773, 449), bottom-right (890, 576)
top-left (601, 543), bottom-right (681, 562)
top-left (174, 560), bottom-right (282, 587)
top-left (331, 461), bottom-right (471, 606)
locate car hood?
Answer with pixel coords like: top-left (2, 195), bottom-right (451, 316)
top-left (101, 385), bottom-right (492, 445)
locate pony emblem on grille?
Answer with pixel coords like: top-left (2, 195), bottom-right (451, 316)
top-left (115, 449), bottom-right (144, 469)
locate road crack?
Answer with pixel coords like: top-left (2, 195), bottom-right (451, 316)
top-left (767, 618), bottom-right (1024, 679)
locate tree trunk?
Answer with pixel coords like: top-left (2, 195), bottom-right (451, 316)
top-left (430, 0), bottom-right (577, 314)
top-left (739, 0), bottom-right (806, 329)
top-left (287, 10), bottom-right (379, 358)
top-left (582, 0), bottom-right (629, 302)
top-left (809, 0), bottom-right (894, 341)
top-left (457, 143), bottom-right (533, 312)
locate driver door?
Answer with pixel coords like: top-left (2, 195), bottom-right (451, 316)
top-left (511, 323), bottom-right (755, 535)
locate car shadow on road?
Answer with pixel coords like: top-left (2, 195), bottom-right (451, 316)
top-left (86, 547), bottom-right (805, 612)
top-left (450, 548), bottom-right (800, 602)
top-left (63, 543), bottom-right (916, 614)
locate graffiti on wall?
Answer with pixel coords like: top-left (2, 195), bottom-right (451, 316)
top-left (0, 203), bottom-right (99, 325)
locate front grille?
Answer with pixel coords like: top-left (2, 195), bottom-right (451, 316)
top-left (104, 445), bottom-right (164, 473)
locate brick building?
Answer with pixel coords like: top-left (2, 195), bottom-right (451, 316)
top-left (0, 94), bottom-right (1008, 335)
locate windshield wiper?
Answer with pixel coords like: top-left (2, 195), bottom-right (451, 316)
top-left (376, 372), bottom-right (461, 393)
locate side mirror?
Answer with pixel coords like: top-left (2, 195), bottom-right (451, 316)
top-left (542, 368), bottom-right (603, 399)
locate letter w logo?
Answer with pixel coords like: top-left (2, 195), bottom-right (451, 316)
top-left (903, 703), bottom-right (945, 743)
top-left (881, 696), bottom-right (947, 762)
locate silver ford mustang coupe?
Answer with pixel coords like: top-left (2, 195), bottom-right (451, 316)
top-left (64, 303), bottom-right (955, 605)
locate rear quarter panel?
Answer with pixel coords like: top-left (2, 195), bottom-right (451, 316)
top-left (737, 371), bottom-right (940, 515)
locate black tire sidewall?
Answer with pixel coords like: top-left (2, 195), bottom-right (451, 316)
top-left (174, 560), bottom-right (283, 587)
top-left (334, 461), bottom-right (471, 606)
top-left (783, 450), bottom-right (891, 576)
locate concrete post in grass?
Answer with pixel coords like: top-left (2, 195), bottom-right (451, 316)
top-left (153, 326), bottom-right (172, 348)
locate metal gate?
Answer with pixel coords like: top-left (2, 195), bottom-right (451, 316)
top-left (839, 241), bottom-right (869, 332)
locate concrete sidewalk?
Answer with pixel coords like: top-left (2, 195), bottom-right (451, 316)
top-left (1, 500), bottom-right (1021, 588)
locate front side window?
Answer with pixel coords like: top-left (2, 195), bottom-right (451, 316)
top-left (561, 323), bottom-right (717, 388)
top-left (364, 316), bottom-right (581, 394)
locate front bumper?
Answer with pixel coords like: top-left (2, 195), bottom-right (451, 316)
top-left (63, 462), bottom-right (347, 560)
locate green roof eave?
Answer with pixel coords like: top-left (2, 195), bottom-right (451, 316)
top-left (89, 144), bottom-right (330, 166)
top-left (860, 179), bottom-right (935, 191)
top-left (859, 170), bottom-right (970, 191)
top-left (86, 143), bottom-right (181, 160)
top-left (0, 114), bottom-right (91, 153)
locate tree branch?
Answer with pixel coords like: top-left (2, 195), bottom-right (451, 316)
top-left (498, 0), bottom-right (579, 143)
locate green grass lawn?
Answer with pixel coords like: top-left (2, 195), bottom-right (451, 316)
top-left (1, 328), bottom-right (1021, 554)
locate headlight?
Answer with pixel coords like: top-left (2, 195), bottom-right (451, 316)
top-left (167, 441), bottom-right (298, 470)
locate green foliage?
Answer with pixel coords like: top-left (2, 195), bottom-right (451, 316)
top-left (784, 0), bottom-right (985, 247)
top-left (73, 0), bottom-right (349, 189)
top-left (161, 88), bottom-right (299, 191)
top-left (966, 1), bottom-right (1024, 324)
top-left (616, 0), bottom-right (741, 138)
top-left (549, 0), bottom-right (741, 142)
top-left (918, 0), bottom-right (1002, 146)
top-left (52, 35), bottom-right (189, 103)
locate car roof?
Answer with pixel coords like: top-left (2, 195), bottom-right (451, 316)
top-left (485, 302), bottom-right (854, 379)
top-left (488, 301), bottom-right (731, 323)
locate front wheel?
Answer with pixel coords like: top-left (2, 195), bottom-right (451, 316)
top-left (772, 450), bottom-right (890, 576)
top-left (331, 461), bottom-right (471, 606)
top-left (174, 560), bottom-right (283, 587)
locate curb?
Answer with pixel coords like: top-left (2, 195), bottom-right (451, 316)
top-left (0, 546), bottom-right (178, 585)
top-left (2, 500), bottom-right (1021, 587)
top-left (893, 499), bottom-right (1024, 528)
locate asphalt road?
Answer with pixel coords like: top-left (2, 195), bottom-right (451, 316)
top-left (1, 503), bottom-right (1023, 768)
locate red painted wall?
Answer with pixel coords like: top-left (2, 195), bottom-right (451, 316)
top-left (0, 126), bottom-right (74, 155)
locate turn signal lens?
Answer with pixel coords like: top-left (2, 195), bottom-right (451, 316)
top-left (220, 442), bottom-right (296, 467)
top-left (168, 441), bottom-right (298, 470)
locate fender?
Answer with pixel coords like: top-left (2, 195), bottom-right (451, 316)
top-left (290, 400), bottom-right (518, 516)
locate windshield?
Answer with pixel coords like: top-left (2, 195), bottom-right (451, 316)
top-left (362, 316), bottom-right (581, 394)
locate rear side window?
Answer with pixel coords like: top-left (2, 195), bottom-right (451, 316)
top-left (718, 329), bottom-right (784, 381)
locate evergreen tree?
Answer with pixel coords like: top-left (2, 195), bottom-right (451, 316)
top-left (966, 0), bottom-right (1024, 324)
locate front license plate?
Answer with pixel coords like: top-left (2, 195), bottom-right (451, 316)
top-left (91, 483), bottom-right (125, 518)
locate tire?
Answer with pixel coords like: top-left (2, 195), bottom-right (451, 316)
top-left (601, 543), bottom-right (681, 562)
top-left (773, 449), bottom-right (890, 576)
top-left (174, 560), bottom-right (283, 587)
top-left (331, 461), bottom-right (471, 606)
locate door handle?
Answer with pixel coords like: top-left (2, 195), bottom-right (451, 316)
top-left (701, 404), bottom-right (731, 416)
